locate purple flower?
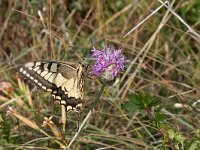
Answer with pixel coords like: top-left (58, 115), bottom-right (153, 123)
top-left (91, 46), bottom-right (125, 80)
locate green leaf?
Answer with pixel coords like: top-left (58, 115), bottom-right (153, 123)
top-left (0, 114), bottom-right (3, 123)
top-left (132, 93), bottom-right (158, 108)
top-left (175, 133), bottom-right (185, 143)
top-left (167, 129), bottom-right (175, 139)
top-left (189, 142), bottom-right (198, 150)
top-left (154, 112), bottom-right (167, 122)
top-left (123, 99), bottom-right (140, 115)
top-left (123, 92), bottom-right (159, 116)
top-left (174, 143), bottom-right (179, 149)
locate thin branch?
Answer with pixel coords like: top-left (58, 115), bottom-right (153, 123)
top-left (123, 1), bottom-right (168, 38)
top-left (157, 0), bottom-right (200, 38)
top-left (123, 1), bottom-right (200, 39)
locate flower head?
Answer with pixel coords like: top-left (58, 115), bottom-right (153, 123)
top-left (91, 46), bottom-right (125, 80)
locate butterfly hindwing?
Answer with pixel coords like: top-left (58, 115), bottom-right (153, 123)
top-left (18, 61), bottom-right (84, 112)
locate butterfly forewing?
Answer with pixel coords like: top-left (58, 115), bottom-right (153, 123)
top-left (18, 61), bottom-right (84, 112)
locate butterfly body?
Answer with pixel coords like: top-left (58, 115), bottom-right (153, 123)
top-left (18, 61), bottom-right (84, 112)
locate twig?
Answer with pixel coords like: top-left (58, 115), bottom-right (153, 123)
top-left (123, 1), bottom-right (200, 39)
top-left (123, 1), bottom-right (168, 38)
top-left (157, 0), bottom-right (200, 38)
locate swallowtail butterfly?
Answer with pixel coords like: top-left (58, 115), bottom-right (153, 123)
top-left (18, 61), bottom-right (84, 112)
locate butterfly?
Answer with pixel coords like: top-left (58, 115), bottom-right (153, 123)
top-left (18, 61), bottom-right (85, 112)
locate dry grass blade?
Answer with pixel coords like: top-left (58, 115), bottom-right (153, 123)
top-left (7, 106), bottom-right (40, 130)
top-left (7, 106), bottom-right (65, 148)
top-left (43, 116), bottom-right (62, 140)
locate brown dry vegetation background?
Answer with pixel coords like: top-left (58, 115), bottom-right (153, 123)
top-left (0, 0), bottom-right (200, 149)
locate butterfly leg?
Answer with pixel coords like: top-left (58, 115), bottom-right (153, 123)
top-left (61, 105), bottom-right (67, 133)
top-left (76, 111), bottom-right (81, 132)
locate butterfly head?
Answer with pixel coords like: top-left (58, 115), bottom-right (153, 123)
top-left (78, 61), bottom-right (89, 69)
top-left (77, 61), bottom-right (90, 77)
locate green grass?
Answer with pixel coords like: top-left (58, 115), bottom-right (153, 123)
top-left (0, 0), bottom-right (200, 149)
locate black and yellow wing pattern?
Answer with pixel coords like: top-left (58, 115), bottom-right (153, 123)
top-left (18, 61), bottom-right (84, 112)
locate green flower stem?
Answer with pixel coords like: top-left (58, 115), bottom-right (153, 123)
top-left (68, 81), bottom-right (107, 148)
